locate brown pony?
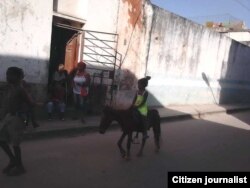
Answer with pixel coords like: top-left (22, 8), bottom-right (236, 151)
top-left (99, 106), bottom-right (161, 160)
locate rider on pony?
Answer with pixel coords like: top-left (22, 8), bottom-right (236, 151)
top-left (131, 76), bottom-right (151, 139)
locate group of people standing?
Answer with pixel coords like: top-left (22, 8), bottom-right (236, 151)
top-left (47, 61), bottom-right (90, 122)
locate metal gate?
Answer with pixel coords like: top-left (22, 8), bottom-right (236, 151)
top-left (82, 30), bottom-right (122, 108)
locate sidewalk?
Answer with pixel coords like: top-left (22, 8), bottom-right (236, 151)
top-left (23, 104), bottom-right (250, 139)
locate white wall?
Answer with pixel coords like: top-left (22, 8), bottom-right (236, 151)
top-left (55, 0), bottom-right (88, 20)
top-left (0, 0), bottom-right (53, 84)
top-left (2, 0), bottom-right (250, 106)
top-left (112, 0), bottom-right (154, 108)
top-left (225, 32), bottom-right (250, 42)
top-left (146, 6), bottom-right (250, 106)
top-left (84, 0), bottom-right (119, 33)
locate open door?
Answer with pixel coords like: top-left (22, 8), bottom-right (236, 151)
top-left (64, 32), bottom-right (83, 74)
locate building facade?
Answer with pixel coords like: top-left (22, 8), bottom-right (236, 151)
top-left (1, 0), bottom-right (250, 108)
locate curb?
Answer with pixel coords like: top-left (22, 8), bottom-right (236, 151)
top-left (23, 126), bottom-right (99, 140)
top-left (23, 124), bottom-right (119, 141)
top-left (160, 106), bottom-right (250, 122)
top-left (23, 106), bottom-right (250, 140)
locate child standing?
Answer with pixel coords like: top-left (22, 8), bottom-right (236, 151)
top-left (0, 67), bottom-right (34, 176)
top-left (132, 76), bottom-right (151, 139)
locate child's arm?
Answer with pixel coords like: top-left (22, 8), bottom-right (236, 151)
top-left (21, 88), bottom-right (35, 107)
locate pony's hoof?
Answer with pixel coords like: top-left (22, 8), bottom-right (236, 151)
top-left (121, 153), bottom-right (126, 158)
top-left (124, 155), bottom-right (131, 161)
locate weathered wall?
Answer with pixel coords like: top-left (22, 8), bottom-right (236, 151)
top-left (84, 0), bottom-right (119, 33)
top-left (54, 0), bottom-right (88, 20)
top-left (146, 6), bottom-right (250, 106)
top-left (226, 32), bottom-right (250, 42)
top-left (83, 1), bottom-right (250, 107)
top-left (225, 32), bottom-right (250, 46)
top-left (113, 0), bottom-right (154, 108)
top-left (2, 0), bottom-right (250, 107)
top-left (0, 0), bottom-right (53, 86)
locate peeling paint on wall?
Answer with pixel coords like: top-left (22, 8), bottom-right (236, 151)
top-left (112, 0), bottom-right (155, 108)
top-left (122, 0), bottom-right (143, 29)
top-left (117, 0), bottom-right (153, 80)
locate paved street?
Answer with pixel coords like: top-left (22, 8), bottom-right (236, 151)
top-left (0, 111), bottom-right (250, 188)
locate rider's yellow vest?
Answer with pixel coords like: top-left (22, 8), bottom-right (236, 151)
top-left (134, 91), bottom-right (148, 116)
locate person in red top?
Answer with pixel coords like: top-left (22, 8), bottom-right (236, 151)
top-left (71, 61), bottom-right (90, 123)
top-left (46, 82), bottom-right (66, 120)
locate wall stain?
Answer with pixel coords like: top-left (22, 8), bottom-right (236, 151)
top-left (0, 0), bottom-right (35, 33)
top-left (122, 0), bottom-right (143, 29)
top-left (0, 0), bottom-right (13, 36)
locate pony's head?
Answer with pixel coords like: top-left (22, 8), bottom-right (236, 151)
top-left (99, 106), bottom-right (114, 134)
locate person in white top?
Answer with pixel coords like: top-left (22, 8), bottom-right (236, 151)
top-left (72, 61), bottom-right (90, 123)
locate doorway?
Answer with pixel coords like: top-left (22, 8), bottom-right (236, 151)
top-left (48, 25), bottom-right (80, 85)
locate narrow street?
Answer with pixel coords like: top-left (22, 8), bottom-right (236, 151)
top-left (0, 111), bottom-right (250, 188)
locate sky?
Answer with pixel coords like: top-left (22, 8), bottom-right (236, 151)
top-left (150, 0), bottom-right (250, 28)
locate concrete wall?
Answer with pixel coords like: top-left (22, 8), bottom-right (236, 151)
top-left (1, 0), bottom-right (250, 107)
top-left (112, 0), bottom-right (154, 108)
top-left (0, 0), bottom-right (53, 101)
top-left (82, 0), bottom-right (155, 109)
top-left (0, 0), bottom-right (53, 86)
top-left (84, 0), bottom-right (119, 33)
top-left (83, 0), bottom-right (250, 107)
top-left (54, 0), bottom-right (88, 20)
top-left (146, 6), bottom-right (250, 106)
top-left (225, 31), bottom-right (250, 46)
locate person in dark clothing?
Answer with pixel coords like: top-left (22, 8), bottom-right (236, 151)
top-left (46, 82), bottom-right (66, 120)
top-left (0, 67), bottom-right (34, 176)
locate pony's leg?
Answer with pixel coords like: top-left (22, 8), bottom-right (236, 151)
top-left (137, 136), bottom-right (147, 157)
top-left (117, 133), bottom-right (126, 158)
top-left (154, 135), bottom-right (160, 153)
top-left (125, 133), bottom-right (133, 160)
top-left (153, 122), bottom-right (161, 153)
top-left (132, 132), bottom-right (140, 144)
